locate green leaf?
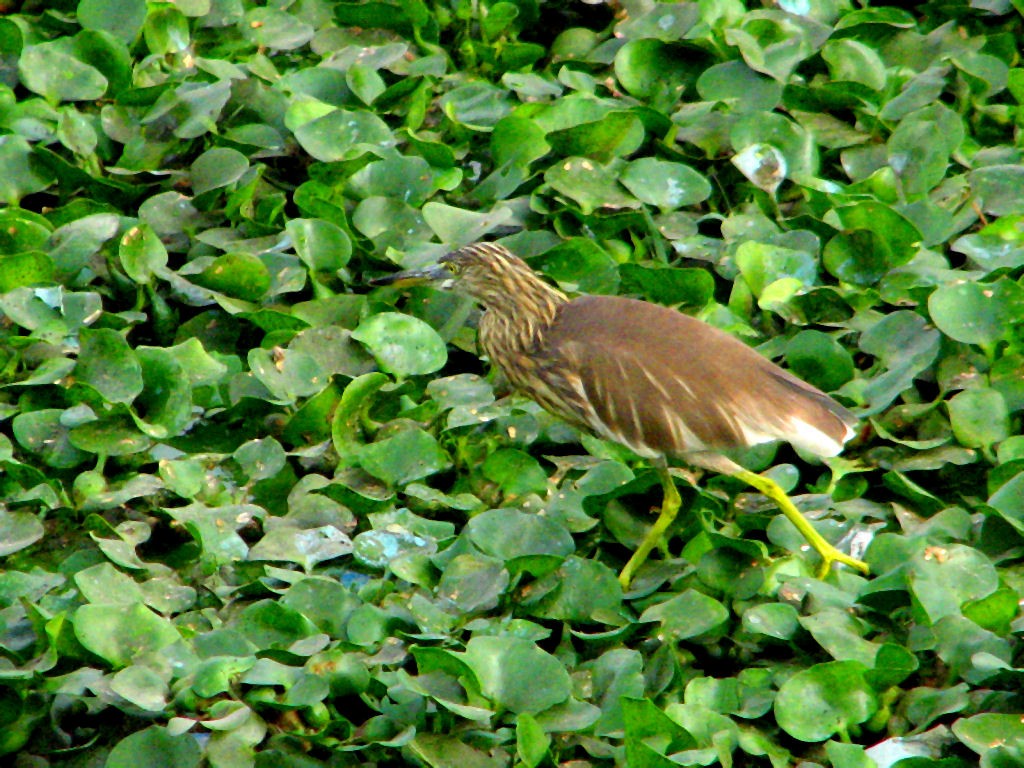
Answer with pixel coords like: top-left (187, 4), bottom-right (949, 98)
top-left (78, 0), bottom-right (147, 43)
top-left (191, 251), bottom-right (271, 301)
top-left (463, 635), bottom-right (571, 714)
top-left (516, 713), bottom-right (551, 768)
top-left (544, 157), bottom-right (640, 215)
top-left (970, 165), bottom-right (1024, 217)
top-left (291, 108), bottom-right (395, 162)
top-left (357, 428), bottom-right (450, 485)
top-left (76, 328), bottom-right (144, 404)
top-left (107, 726), bottom-right (201, 768)
top-left (19, 44), bottom-right (108, 103)
top-left (639, 590), bottom-right (729, 639)
top-left (352, 312), bottom-right (447, 377)
top-left (0, 509), bottom-right (45, 557)
top-left (481, 448), bottom-right (549, 496)
top-left (620, 158), bottom-right (711, 211)
top-left (928, 278), bottom-right (1024, 349)
top-left (948, 388), bottom-right (1010, 449)
top-left (74, 603), bottom-right (181, 667)
top-left (465, 507), bottom-right (574, 562)
top-left (190, 147), bottom-right (249, 195)
top-left (774, 661), bottom-right (878, 742)
top-left (786, 330), bottom-right (854, 391)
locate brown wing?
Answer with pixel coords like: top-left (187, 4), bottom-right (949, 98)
top-left (534, 295), bottom-right (856, 460)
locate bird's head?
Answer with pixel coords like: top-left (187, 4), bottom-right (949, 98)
top-left (371, 242), bottom-right (566, 312)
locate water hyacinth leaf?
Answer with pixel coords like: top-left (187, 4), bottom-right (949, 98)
top-left (821, 39), bottom-right (886, 91)
top-left (742, 602), bottom-right (800, 640)
top-left (786, 330), bottom-right (855, 392)
top-left (731, 112), bottom-right (816, 181)
top-left (69, 415), bottom-right (151, 456)
top-left (620, 158), bottom-right (711, 211)
top-left (347, 63), bottom-right (386, 105)
top-left (440, 81), bottom-right (512, 129)
top-left (928, 278), bottom-right (1024, 348)
top-left (133, 347), bottom-right (192, 438)
top-left (531, 238), bottom-right (619, 294)
top-left (614, 39), bottom-right (692, 102)
top-left (287, 217), bottom-right (352, 272)
top-left (421, 202), bottom-right (513, 246)
top-left (462, 635), bottom-right (571, 714)
top-left (516, 713), bottom-right (550, 768)
top-left (547, 111), bottom-right (645, 161)
top-left (235, 599), bottom-right (320, 649)
top-left (482, 448), bottom-right (549, 497)
top-left (823, 202), bottom-right (921, 285)
top-left (250, 526), bottom-right (353, 570)
top-left (622, 697), bottom-right (698, 765)
top-left (144, 6), bottom-right (191, 56)
top-left (190, 147), bottom-right (249, 195)
top-left (726, 11), bottom-right (830, 82)
top-left (12, 409), bottom-right (89, 468)
top-left (354, 196), bottom-right (430, 250)
top-left (619, 264), bottom-right (714, 309)
top-left (19, 44), bottom-right (108, 103)
top-left (76, 328), bottom-right (143, 405)
top-left (119, 222), bottom-right (168, 284)
top-left (106, 726), bottom-right (201, 768)
top-left (348, 155), bottom-right (436, 207)
top-left (969, 165), bottom-right (1024, 217)
top-left (544, 157), bottom-right (641, 215)
top-left (527, 557), bottom-right (623, 621)
top-left (248, 347), bottom-right (328, 403)
top-left (0, 509), bottom-right (45, 557)
top-left (947, 388), bottom-right (1010, 449)
top-left (953, 713), bottom-right (1024, 756)
top-left (191, 252), bottom-right (271, 302)
top-left (465, 508), bottom-right (574, 562)
top-left (0, 251), bottom-right (53, 291)
top-left (292, 108), bottom-right (395, 162)
top-left (639, 589), bottom-right (728, 639)
top-left (0, 135), bottom-right (55, 204)
top-left (233, 437), bottom-right (287, 481)
top-left (491, 115), bottom-right (550, 167)
top-left (110, 666), bottom-right (169, 712)
top-left (352, 312), bottom-right (447, 377)
top-left (735, 241), bottom-right (818, 296)
top-left (243, 7), bottom-right (314, 50)
top-left (48, 213), bottom-right (120, 280)
top-left (357, 428), bottom-right (450, 486)
top-left (887, 104), bottom-right (963, 199)
top-left (78, 0), bottom-right (148, 42)
top-left (774, 661), bottom-right (878, 742)
top-left (74, 603), bottom-right (181, 668)
top-left (907, 544), bottom-right (999, 625)
top-left (697, 59), bottom-right (782, 110)
top-left (438, 553), bottom-right (510, 613)
top-left (352, 527), bottom-right (432, 570)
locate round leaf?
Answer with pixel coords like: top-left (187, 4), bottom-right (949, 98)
top-left (463, 636), bottom-right (571, 714)
top-left (620, 158), bottom-right (711, 210)
top-left (352, 312), bottom-right (447, 377)
top-left (774, 661), bottom-right (878, 742)
top-left (948, 388), bottom-right (1010, 448)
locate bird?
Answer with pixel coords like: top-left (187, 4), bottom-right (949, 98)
top-left (371, 242), bottom-right (869, 587)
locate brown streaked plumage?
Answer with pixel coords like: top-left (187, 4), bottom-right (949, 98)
top-left (372, 242), bottom-right (869, 587)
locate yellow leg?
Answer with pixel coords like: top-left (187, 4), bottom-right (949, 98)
top-left (733, 468), bottom-right (869, 577)
top-left (619, 463), bottom-right (681, 588)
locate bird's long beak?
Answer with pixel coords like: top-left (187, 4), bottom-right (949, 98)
top-left (369, 263), bottom-right (451, 287)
